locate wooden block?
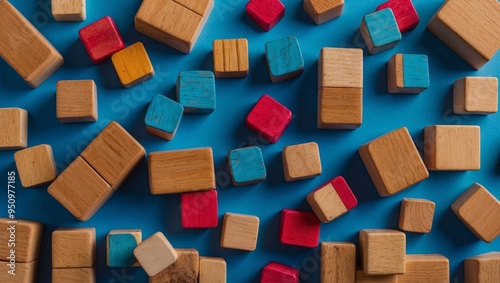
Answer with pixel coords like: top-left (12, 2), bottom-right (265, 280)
top-left (265, 36), bottom-right (304, 83)
top-left (245, 95), bottom-right (292, 143)
top-left (279, 209), bottom-right (320, 248)
top-left (0, 1), bottom-right (63, 87)
top-left (0, 260), bottom-right (38, 283)
top-left (318, 87), bottom-right (363, 130)
top-left (213, 38), bottom-right (249, 78)
top-left (398, 198), bottom-right (435, 233)
top-left (0, 108), bottom-right (27, 150)
top-left (56, 80), bottom-right (98, 123)
top-left (359, 9), bottom-right (402, 55)
top-left (48, 157), bottom-right (114, 221)
top-left (52, 0), bottom-right (86, 21)
top-left (106, 229), bottom-right (142, 267)
top-left (149, 249), bottom-right (199, 283)
top-left (427, 0), bottom-right (500, 69)
top-left (303, 0), bottom-right (343, 25)
top-left (453, 76), bottom-right (498, 115)
top-left (355, 267), bottom-right (397, 283)
top-left (176, 71), bottom-right (216, 113)
top-left (80, 121), bottom-right (146, 190)
top-left (397, 254), bottom-right (449, 283)
top-left (111, 42), bottom-right (155, 88)
top-left (451, 183), bottom-right (500, 242)
top-left (307, 177), bottom-right (357, 223)
top-left (246, 0), bottom-right (285, 31)
top-left (465, 252), bottom-right (500, 283)
top-left (377, 0), bottom-right (419, 33)
top-left (424, 125), bottom-right (480, 171)
top-left (149, 147), bottom-right (215, 194)
top-left (321, 242), bottom-right (356, 283)
top-left (359, 229), bottom-right (406, 275)
top-left (79, 16), bottom-right (125, 64)
top-left (228, 146), bottom-right (266, 186)
top-left (134, 0), bottom-right (214, 53)
top-left (282, 142), bottom-right (322, 182)
top-left (199, 257), bottom-right (226, 283)
top-left (145, 94), bottom-right (183, 140)
top-left (0, 218), bottom-right (43, 263)
top-left (133, 232), bottom-right (178, 277)
top-left (181, 190), bottom-right (218, 228)
top-left (319, 47), bottom-right (363, 89)
top-left (52, 228), bottom-right (96, 268)
top-left (14, 144), bottom-right (58, 188)
top-left (261, 262), bottom-right (299, 283)
top-left (52, 267), bottom-right (95, 283)
top-left (220, 213), bottom-right (259, 251)
top-left (359, 127), bottom-right (429, 197)
top-left (388, 54), bottom-right (429, 94)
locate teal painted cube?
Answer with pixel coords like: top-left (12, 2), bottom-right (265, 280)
top-left (265, 36), bottom-right (304, 83)
top-left (176, 71), bottom-right (216, 113)
top-left (145, 94), bottom-right (183, 140)
top-left (388, 54), bottom-right (430, 93)
top-left (107, 230), bottom-right (142, 267)
top-left (228, 146), bottom-right (266, 186)
top-left (360, 8), bottom-right (401, 54)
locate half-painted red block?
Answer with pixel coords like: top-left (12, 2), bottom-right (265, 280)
top-left (246, 0), bottom-right (285, 31)
top-left (279, 209), bottom-right (320, 248)
top-left (79, 16), bottom-right (125, 64)
top-left (261, 261), bottom-right (300, 283)
top-left (377, 0), bottom-right (419, 33)
top-left (181, 190), bottom-right (218, 228)
top-left (246, 95), bottom-right (292, 144)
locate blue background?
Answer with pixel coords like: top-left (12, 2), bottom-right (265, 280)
top-left (1, 0), bottom-right (499, 282)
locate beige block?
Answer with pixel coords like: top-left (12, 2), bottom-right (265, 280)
top-left (465, 252), bottom-right (500, 283)
top-left (282, 142), bottom-right (322, 182)
top-left (0, 108), bottom-right (28, 150)
top-left (14, 144), bottom-right (58, 188)
top-left (321, 242), bottom-right (356, 283)
top-left (359, 229), bottom-right (406, 275)
top-left (56, 80), bottom-right (98, 123)
top-left (220, 213), bottom-right (259, 251)
top-left (52, 228), bottom-right (96, 268)
top-left (319, 47), bottom-right (363, 89)
top-left (398, 198), bottom-right (435, 233)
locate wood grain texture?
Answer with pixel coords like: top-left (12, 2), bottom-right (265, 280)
top-left (0, 260), bottom-right (38, 283)
top-left (133, 232), bottom-right (178, 277)
top-left (56, 80), bottom-right (98, 123)
top-left (465, 252), bottom-right (500, 283)
top-left (397, 254), bottom-right (449, 283)
top-left (228, 146), bottom-right (266, 186)
top-left (398, 198), bottom-right (435, 233)
top-left (388, 54), bottom-right (429, 93)
top-left (355, 267), bottom-right (397, 283)
top-left (220, 213), bottom-right (259, 251)
top-left (176, 71), bottom-right (216, 113)
top-left (265, 36), bottom-right (304, 83)
top-left (307, 177), bottom-right (357, 223)
top-left (359, 229), bottom-right (406, 275)
top-left (246, 0), bottom-right (285, 31)
top-left (453, 76), bottom-right (498, 115)
top-left (149, 147), bottom-right (215, 194)
top-left (279, 209), bottom-right (320, 248)
top-left (261, 262), bottom-right (300, 283)
top-left (199, 257), bottom-right (226, 283)
top-left (387, 54), bottom-right (404, 93)
top-left (318, 87), bottom-right (363, 129)
top-left (377, 0), bottom-right (419, 33)
top-left (14, 144), bottom-right (57, 188)
top-left (319, 47), bottom-right (363, 89)
top-left (0, 108), bottom-right (27, 150)
top-left (149, 249), bottom-right (199, 283)
top-left (359, 9), bottom-right (401, 55)
top-left (173, 0), bottom-right (212, 16)
top-left (52, 228), bottom-right (96, 268)
top-left (52, 267), bottom-right (95, 283)
top-left (0, 218), bottom-right (43, 263)
top-left (321, 242), bottom-right (356, 283)
top-left (282, 142), bottom-right (322, 182)
top-left (111, 42), bottom-right (154, 88)
top-left (303, 0), bottom-right (343, 25)
top-left (181, 190), bottom-right (218, 228)
top-left (78, 16), bottom-right (124, 64)
top-left (51, 0), bottom-right (86, 21)
top-left (213, 38), bottom-right (249, 78)
top-left (245, 94), bottom-right (292, 143)
top-left (106, 230), bottom-right (141, 267)
top-left (145, 94), bottom-right (183, 140)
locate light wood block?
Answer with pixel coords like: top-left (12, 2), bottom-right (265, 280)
top-left (133, 232), bottom-right (178, 277)
top-left (359, 127), bottom-right (429, 197)
top-left (427, 0), bottom-right (500, 69)
top-left (145, 94), bottom-right (183, 140)
top-left (318, 87), bottom-right (363, 130)
top-left (424, 125), bottom-right (480, 171)
top-left (0, 108), bottom-right (28, 150)
top-left (387, 54), bottom-right (430, 94)
top-left (199, 257), bottom-right (226, 283)
top-left (228, 146), bottom-right (266, 186)
top-left (451, 183), bottom-right (500, 242)
top-left (355, 267), bottom-right (397, 283)
top-left (52, 228), bottom-right (96, 268)
top-left (111, 42), bottom-right (154, 88)
top-left (0, 218), bottom-right (43, 263)
top-left (261, 262), bottom-right (299, 283)
top-left (377, 0), bottom-right (419, 33)
top-left (220, 213), bottom-right (259, 251)
top-left (246, 95), bottom-right (292, 143)
top-left (308, 177), bottom-right (357, 223)
top-left (246, 0), bottom-right (285, 31)
top-left (303, 0), bottom-right (343, 25)
top-left (279, 209), bottom-right (320, 248)
top-left (14, 144), bottom-right (57, 188)
top-left (321, 242), bottom-right (356, 283)
top-left (398, 198), bottom-right (435, 233)
top-left (465, 252), bottom-right (500, 283)
top-left (265, 36), bottom-right (304, 83)
top-left (52, 0), bottom-right (86, 21)
top-left (213, 39), bottom-right (249, 78)
top-left (282, 142), bottom-right (322, 182)
top-left (181, 190), bottom-right (218, 229)
top-left (397, 254), bottom-right (449, 283)
top-left (149, 249), bottom-right (199, 283)
top-left (0, 1), bottom-right (63, 87)
top-left (453, 77), bottom-right (498, 115)
top-left (360, 9), bottom-right (402, 55)
top-left (319, 47), bottom-right (363, 89)
top-left (79, 16), bottom-right (125, 64)
top-left (106, 229), bottom-right (142, 267)
top-left (52, 267), bottom-right (95, 283)
top-left (176, 71), bottom-right (216, 113)
top-left (56, 80), bottom-right (98, 123)
top-left (0, 260), bottom-right (38, 283)
top-left (359, 229), bottom-right (406, 275)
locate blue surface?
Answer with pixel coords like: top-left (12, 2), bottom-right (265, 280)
top-left (228, 146), bottom-right (266, 185)
top-left (364, 8), bottom-right (402, 49)
top-left (176, 70), bottom-right (216, 113)
top-left (108, 233), bottom-right (139, 267)
top-left (265, 36), bottom-right (304, 80)
top-left (144, 94), bottom-right (183, 138)
top-left (403, 54), bottom-right (430, 88)
top-left (0, 0), bottom-right (499, 282)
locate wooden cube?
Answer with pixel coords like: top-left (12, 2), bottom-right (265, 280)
top-left (106, 230), bottom-right (142, 267)
top-left (303, 0), bottom-right (343, 25)
top-left (228, 146), bottom-right (266, 186)
top-left (149, 249), bottom-right (199, 282)
top-left (149, 147), bottom-right (215, 194)
top-left (52, 0), bottom-right (86, 21)
top-left (265, 36), bottom-right (304, 83)
top-left (453, 77), bottom-right (498, 115)
top-left (133, 232), bottom-right (178, 277)
top-left (181, 190), bottom-right (218, 228)
top-left (220, 213), bottom-right (259, 251)
top-left (176, 71), bottom-right (216, 113)
top-left (451, 183), bottom-right (500, 242)
top-left (318, 87), bottom-right (363, 129)
top-left (135, 0), bottom-right (214, 53)
top-left (424, 125), bottom-right (480, 171)
top-left (0, 260), bottom-right (38, 283)
top-left (359, 127), bottom-right (429, 197)
top-left (279, 209), bottom-right (320, 248)
top-left (111, 42), bottom-right (154, 88)
top-left (465, 252), bottom-right (500, 283)
top-left (397, 254), bottom-right (449, 283)
top-left (282, 142), bottom-right (322, 182)
top-left (246, 0), bottom-right (285, 31)
top-left (261, 262), bottom-right (299, 283)
top-left (0, 108), bottom-right (28, 150)
top-left (360, 9), bottom-right (402, 55)
top-left (52, 267), bottom-right (95, 283)
top-left (388, 54), bottom-right (430, 94)
top-left (52, 228), bottom-right (96, 268)
top-left (307, 177), bottom-right (357, 223)
top-left (377, 0), bottom-right (419, 33)
top-left (321, 242), bottom-right (356, 283)
top-left (398, 198), bottom-right (435, 233)
top-left (145, 94), bottom-right (183, 140)
top-left (0, 218), bottom-right (43, 263)
top-left (427, 0), bottom-right (500, 69)
top-left (213, 38), bottom-right (249, 78)
top-left (79, 16), bottom-right (125, 64)
top-left (319, 47), bottom-right (363, 89)
top-left (14, 144), bottom-right (57, 188)
top-left (199, 257), bottom-right (226, 283)
top-left (355, 267), bottom-right (397, 283)
top-left (359, 229), bottom-right (406, 275)
top-left (56, 80), bottom-right (98, 123)
top-left (246, 95), bottom-right (292, 143)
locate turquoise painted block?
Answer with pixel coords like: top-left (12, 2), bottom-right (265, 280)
top-left (363, 9), bottom-right (401, 52)
top-left (265, 36), bottom-right (304, 83)
top-left (228, 146), bottom-right (266, 186)
top-left (108, 233), bottom-right (139, 267)
top-left (177, 71), bottom-right (216, 113)
top-left (145, 94), bottom-right (183, 140)
top-left (403, 54), bottom-right (429, 88)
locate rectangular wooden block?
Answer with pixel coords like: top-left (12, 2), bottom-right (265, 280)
top-left (355, 267), bottom-right (397, 283)
top-left (14, 144), bottom-right (57, 188)
top-left (79, 16), bottom-right (125, 64)
top-left (279, 209), bottom-right (320, 248)
top-left (51, 0), bottom-right (86, 21)
top-left (246, 94), bottom-right (292, 143)
top-left (52, 267), bottom-right (95, 283)
top-left (397, 254), bottom-right (449, 283)
top-left (149, 249), bottom-right (199, 283)
top-left (0, 218), bottom-right (43, 263)
top-left (261, 262), bottom-right (300, 283)
top-left (52, 228), bottom-right (96, 268)
top-left (221, 213), bottom-right (260, 251)
top-left (319, 48), bottom-right (363, 89)
top-left (453, 76), bottom-right (498, 115)
top-left (318, 87), bottom-right (363, 129)
top-left (303, 0), bottom-right (344, 25)
top-left (308, 177), bottom-right (357, 223)
top-left (111, 42), bottom-right (154, 88)
top-left (377, 0), bottom-right (419, 33)
top-left (265, 36), bottom-right (304, 83)
top-left (0, 1), bottom-right (63, 87)
top-left (199, 257), bottom-right (226, 283)
top-left (176, 71), bottom-right (216, 113)
top-left (0, 107), bottom-right (28, 150)
top-left (181, 190), bottom-right (218, 228)
top-left (107, 229), bottom-right (142, 267)
top-left (213, 38), bottom-right (249, 78)
top-left (321, 242), bottom-right (356, 283)
top-left (398, 198), bottom-right (435, 233)
top-left (228, 146), bottom-right (266, 186)
top-left (0, 260), bottom-right (38, 283)
top-left (145, 94), bottom-right (184, 140)
top-left (359, 229), bottom-right (406, 275)
top-left (465, 252), bottom-right (500, 283)
top-left (360, 9), bottom-right (402, 55)
top-left (133, 232), bottom-right (178, 277)
top-left (387, 54), bottom-right (429, 94)
top-left (56, 80), bottom-right (98, 123)
top-left (282, 142), bottom-right (322, 182)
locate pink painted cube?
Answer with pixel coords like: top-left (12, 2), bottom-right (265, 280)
top-left (79, 16), bottom-right (125, 64)
top-left (246, 95), bottom-right (292, 143)
top-left (377, 0), bottom-right (419, 33)
top-left (246, 0), bottom-right (285, 31)
top-left (181, 190), bottom-right (218, 228)
top-left (261, 262), bottom-right (300, 283)
top-left (279, 209), bottom-right (320, 248)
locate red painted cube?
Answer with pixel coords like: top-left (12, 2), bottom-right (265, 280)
top-left (181, 190), bottom-right (218, 228)
top-left (279, 209), bottom-right (320, 248)
top-left (79, 16), bottom-right (125, 64)
top-left (246, 95), bottom-right (292, 144)
top-left (261, 262), bottom-right (300, 283)
top-left (377, 0), bottom-right (419, 33)
top-left (246, 0), bottom-right (285, 31)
